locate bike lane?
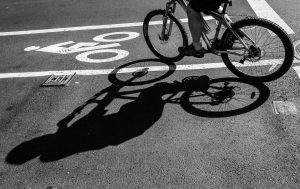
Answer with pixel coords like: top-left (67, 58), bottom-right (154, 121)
top-left (1, 1), bottom-right (300, 188)
top-left (2, 22), bottom-right (299, 78)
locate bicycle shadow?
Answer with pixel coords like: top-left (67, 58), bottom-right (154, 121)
top-left (6, 60), bottom-right (270, 164)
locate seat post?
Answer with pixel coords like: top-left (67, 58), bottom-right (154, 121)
top-left (222, 3), bottom-right (228, 14)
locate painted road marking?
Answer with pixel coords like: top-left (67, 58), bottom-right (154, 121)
top-left (25, 31), bottom-right (140, 63)
top-left (0, 0), bottom-right (295, 36)
top-left (75, 49), bottom-right (129, 63)
top-left (25, 31), bottom-right (140, 54)
top-left (0, 58), bottom-right (299, 79)
top-left (0, 17), bottom-right (212, 37)
top-left (26, 41), bottom-right (121, 54)
top-left (246, 0), bottom-right (294, 34)
top-left (293, 66), bottom-right (300, 79)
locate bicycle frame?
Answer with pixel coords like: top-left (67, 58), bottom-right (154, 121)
top-left (112, 79), bottom-right (235, 105)
top-left (163, 0), bottom-right (253, 56)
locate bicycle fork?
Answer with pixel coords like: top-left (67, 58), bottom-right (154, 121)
top-left (160, 2), bottom-right (177, 41)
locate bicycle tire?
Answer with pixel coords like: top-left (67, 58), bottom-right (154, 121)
top-left (143, 9), bottom-right (188, 62)
top-left (220, 18), bottom-right (294, 82)
top-left (180, 77), bottom-right (270, 117)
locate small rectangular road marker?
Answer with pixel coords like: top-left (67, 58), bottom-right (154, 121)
top-left (41, 73), bottom-right (75, 87)
top-left (273, 100), bottom-right (299, 115)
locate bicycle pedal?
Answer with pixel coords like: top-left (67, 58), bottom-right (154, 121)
top-left (193, 53), bottom-right (204, 58)
top-left (239, 58), bottom-right (246, 64)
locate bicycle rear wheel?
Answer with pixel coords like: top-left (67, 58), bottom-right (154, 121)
top-left (143, 9), bottom-right (188, 62)
top-left (220, 18), bottom-right (294, 82)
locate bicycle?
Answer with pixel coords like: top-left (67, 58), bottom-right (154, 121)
top-left (143, 0), bottom-right (294, 82)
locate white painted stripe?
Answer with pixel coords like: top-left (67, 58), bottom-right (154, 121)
top-left (0, 0), bottom-right (69, 6)
top-left (246, 0), bottom-right (294, 34)
top-left (0, 1), bottom-right (294, 36)
top-left (0, 58), bottom-right (299, 79)
top-left (0, 23), bottom-right (143, 36)
top-left (293, 66), bottom-right (300, 79)
top-left (0, 17), bottom-right (214, 37)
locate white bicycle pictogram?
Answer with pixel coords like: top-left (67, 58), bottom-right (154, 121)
top-left (24, 31), bottom-right (140, 63)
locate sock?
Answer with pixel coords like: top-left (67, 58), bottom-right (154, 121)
top-left (193, 41), bottom-right (203, 51)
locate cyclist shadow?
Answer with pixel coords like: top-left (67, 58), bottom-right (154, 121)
top-left (6, 84), bottom-right (164, 164)
top-left (5, 63), bottom-right (178, 164)
top-left (6, 60), bottom-right (270, 164)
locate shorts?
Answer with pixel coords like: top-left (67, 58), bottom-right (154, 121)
top-left (189, 0), bottom-right (222, 14)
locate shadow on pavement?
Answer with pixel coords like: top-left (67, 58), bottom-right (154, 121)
top-left (6, 59), bottom-right (270, 164)
top-left (5, 59), bottom-right (176, 164)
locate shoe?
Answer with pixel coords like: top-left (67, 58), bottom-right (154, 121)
top-left (178, 44), bottom-right (204, 58)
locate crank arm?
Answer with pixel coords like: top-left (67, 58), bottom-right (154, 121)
top-left (215, 50), bottom-right (246, 57)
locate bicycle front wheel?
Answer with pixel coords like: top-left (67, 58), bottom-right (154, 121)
top-left (143, 10), bottom-right (188, 62)
top-left (220, 18), bottom-right (294, 82)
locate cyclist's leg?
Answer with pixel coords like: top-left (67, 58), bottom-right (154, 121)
top-left (187, 5), bottom-right (204, 50)
top-left (178, 2), bottom-right (206, 57)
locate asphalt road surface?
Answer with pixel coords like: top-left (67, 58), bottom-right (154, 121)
top-left (1, 0), bottom-right (300, 188)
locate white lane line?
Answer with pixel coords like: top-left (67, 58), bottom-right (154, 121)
top-left (246, 0), bottom-right (294, 34)
top-left (1, 58), bottom-right (299, 79)
top-left (0, 17), bottom-right (213, 37)
top-left (0, 0), bottom-right (69, 6)
top-left (0, 23), bottom-right (142, 37)
top-left (0, 1), bottom-right (294, 36)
